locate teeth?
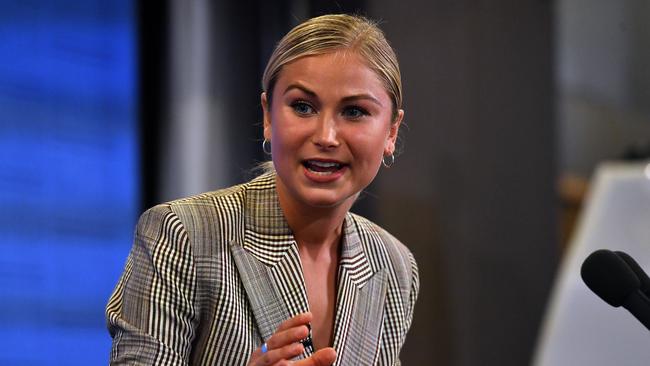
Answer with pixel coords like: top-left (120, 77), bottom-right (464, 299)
top-left (310, 170), bottom-right (334, 175)
top-left (304, 160), bottom-right (343, 175)
top-left (310, 161), bottom-right (340, 168)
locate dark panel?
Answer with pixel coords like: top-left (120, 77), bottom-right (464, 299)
top-left (310, 0), bottom-right (366, 16)
top-left (369, 1), bottom-right (558, 365)
top-left (137, 0), bottom-right (169, 209)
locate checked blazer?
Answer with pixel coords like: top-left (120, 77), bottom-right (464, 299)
top-left (106, 172), bottom-right (419, 365)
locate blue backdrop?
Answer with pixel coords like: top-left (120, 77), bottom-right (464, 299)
top-left (0, 1), bottom-right (138, 364)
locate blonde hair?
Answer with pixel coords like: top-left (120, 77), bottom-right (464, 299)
top-left (262, 14), bottom-right (403, 122)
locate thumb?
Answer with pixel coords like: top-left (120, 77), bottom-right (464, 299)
top-left (311, 347), bottom-right (336, 366)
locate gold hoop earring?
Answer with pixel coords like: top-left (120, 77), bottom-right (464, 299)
top-left (382, 154), bottom-right (395, 168)
top-left (262, 139), bottom-right (272, 155)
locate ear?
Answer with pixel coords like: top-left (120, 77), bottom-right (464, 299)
top-left (384, 109), bottom-right (404, 155)
top-left (261, 92), bottom-right (272, 141)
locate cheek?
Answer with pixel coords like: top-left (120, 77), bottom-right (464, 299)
top-left (269, 111), bottom-right (305, 154)
top-left (349, 132), bottom-right (388, 165)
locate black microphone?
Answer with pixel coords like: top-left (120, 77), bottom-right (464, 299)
top-left (615, 250), bottom-right (650, 297)
top-left (581, 249), bottom-right (650, 330)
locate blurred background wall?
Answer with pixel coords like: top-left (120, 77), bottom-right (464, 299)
top-left (1, 0), bottom-right (649, 365)
top-left (0, 1), bottom-right (138, 365)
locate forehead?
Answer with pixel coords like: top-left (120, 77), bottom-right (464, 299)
top-left (274, 51), bottom-right (388, 98)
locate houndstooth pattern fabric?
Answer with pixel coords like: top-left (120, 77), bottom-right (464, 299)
top-left (106, 172), bottom-right (419, 365)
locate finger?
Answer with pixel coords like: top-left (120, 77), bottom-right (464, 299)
top-left (266, 324), bottom-right (310, 351)
top-left (250, 313), bottom-right (313, 365)
top-left (275, 312), bottom-right (312, 332)
top-left (251, 342), bottom-right (304, 366)
top-left (293, 347), bottom-right (337, 366)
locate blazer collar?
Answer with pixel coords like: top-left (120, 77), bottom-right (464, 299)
top-left (239, 173), bottom-right (373, 274)
top-left (241, 173), bottom-right (295, 266)
top-left (230, 173), bottom-right (387, 364)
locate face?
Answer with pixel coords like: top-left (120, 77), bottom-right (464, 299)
top-left (262, 51), bottom-right (403, 210)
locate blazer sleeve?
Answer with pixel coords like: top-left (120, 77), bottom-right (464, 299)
top-left (404, 251), bottom-right (420, 335)
top-left (106, 205), bottom-right (198, 365)
top-left (396, 250), bottom-right (420, 366)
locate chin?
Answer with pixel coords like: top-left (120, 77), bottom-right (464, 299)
top-left (276, 168), bottom-right (366, 210)
top-left (298, 189), bottom-right (353, 208)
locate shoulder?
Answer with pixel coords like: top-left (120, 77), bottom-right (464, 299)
top-left (135, 174), bottom-right (275, 254)
top-left (142, 173), bottom-right (276, 222)
top-left (347, 212), bottom-right (420, 335)
top-left (136, 183), bottom-right (244, 231)
top-left (167, 180), bottom-right (248, 213)
top-left (161, 172), bottom-right (275, 213)
top-left (348, 212), bottom-right (418, 284)
top-left (348, 212), bottom-right (415, 260)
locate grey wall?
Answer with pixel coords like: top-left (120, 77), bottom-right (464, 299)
top-left (158, 0), bottom-right (268, 202)
top-left (557, 0), bottom-right (650, 176)
top-left (367, 2), bottom-right (558, 365)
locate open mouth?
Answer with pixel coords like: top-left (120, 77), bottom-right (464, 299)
top-left (302, 159), bottom-right (346, 175)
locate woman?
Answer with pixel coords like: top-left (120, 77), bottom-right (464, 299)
top-left (107, 14), bottom-right (419, 366)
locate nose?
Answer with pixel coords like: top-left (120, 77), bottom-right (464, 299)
top-left (311, 114), bottom-right (339, 149)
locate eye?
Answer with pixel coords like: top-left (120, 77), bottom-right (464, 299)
top-left (291, 101), bottom-right (315, 116)
top-left (342, 106), bottom-right (370, 120)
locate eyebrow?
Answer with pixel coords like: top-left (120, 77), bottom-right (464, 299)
top-left (283, 83), bottom-right (384, 107)
top-left (284, 83), bottom-right (317, 98)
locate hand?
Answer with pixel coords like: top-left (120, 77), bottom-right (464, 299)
top-left (247, 312), bottom-right (337, 366)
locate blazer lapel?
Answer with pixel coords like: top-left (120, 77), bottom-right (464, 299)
top-left (331, 214), bottom-right (388, 365)
top-left (229, 174), bottom-right (312, 356)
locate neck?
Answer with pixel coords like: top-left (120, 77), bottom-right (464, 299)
top-left (275, 177), bottom-right (353, 250)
